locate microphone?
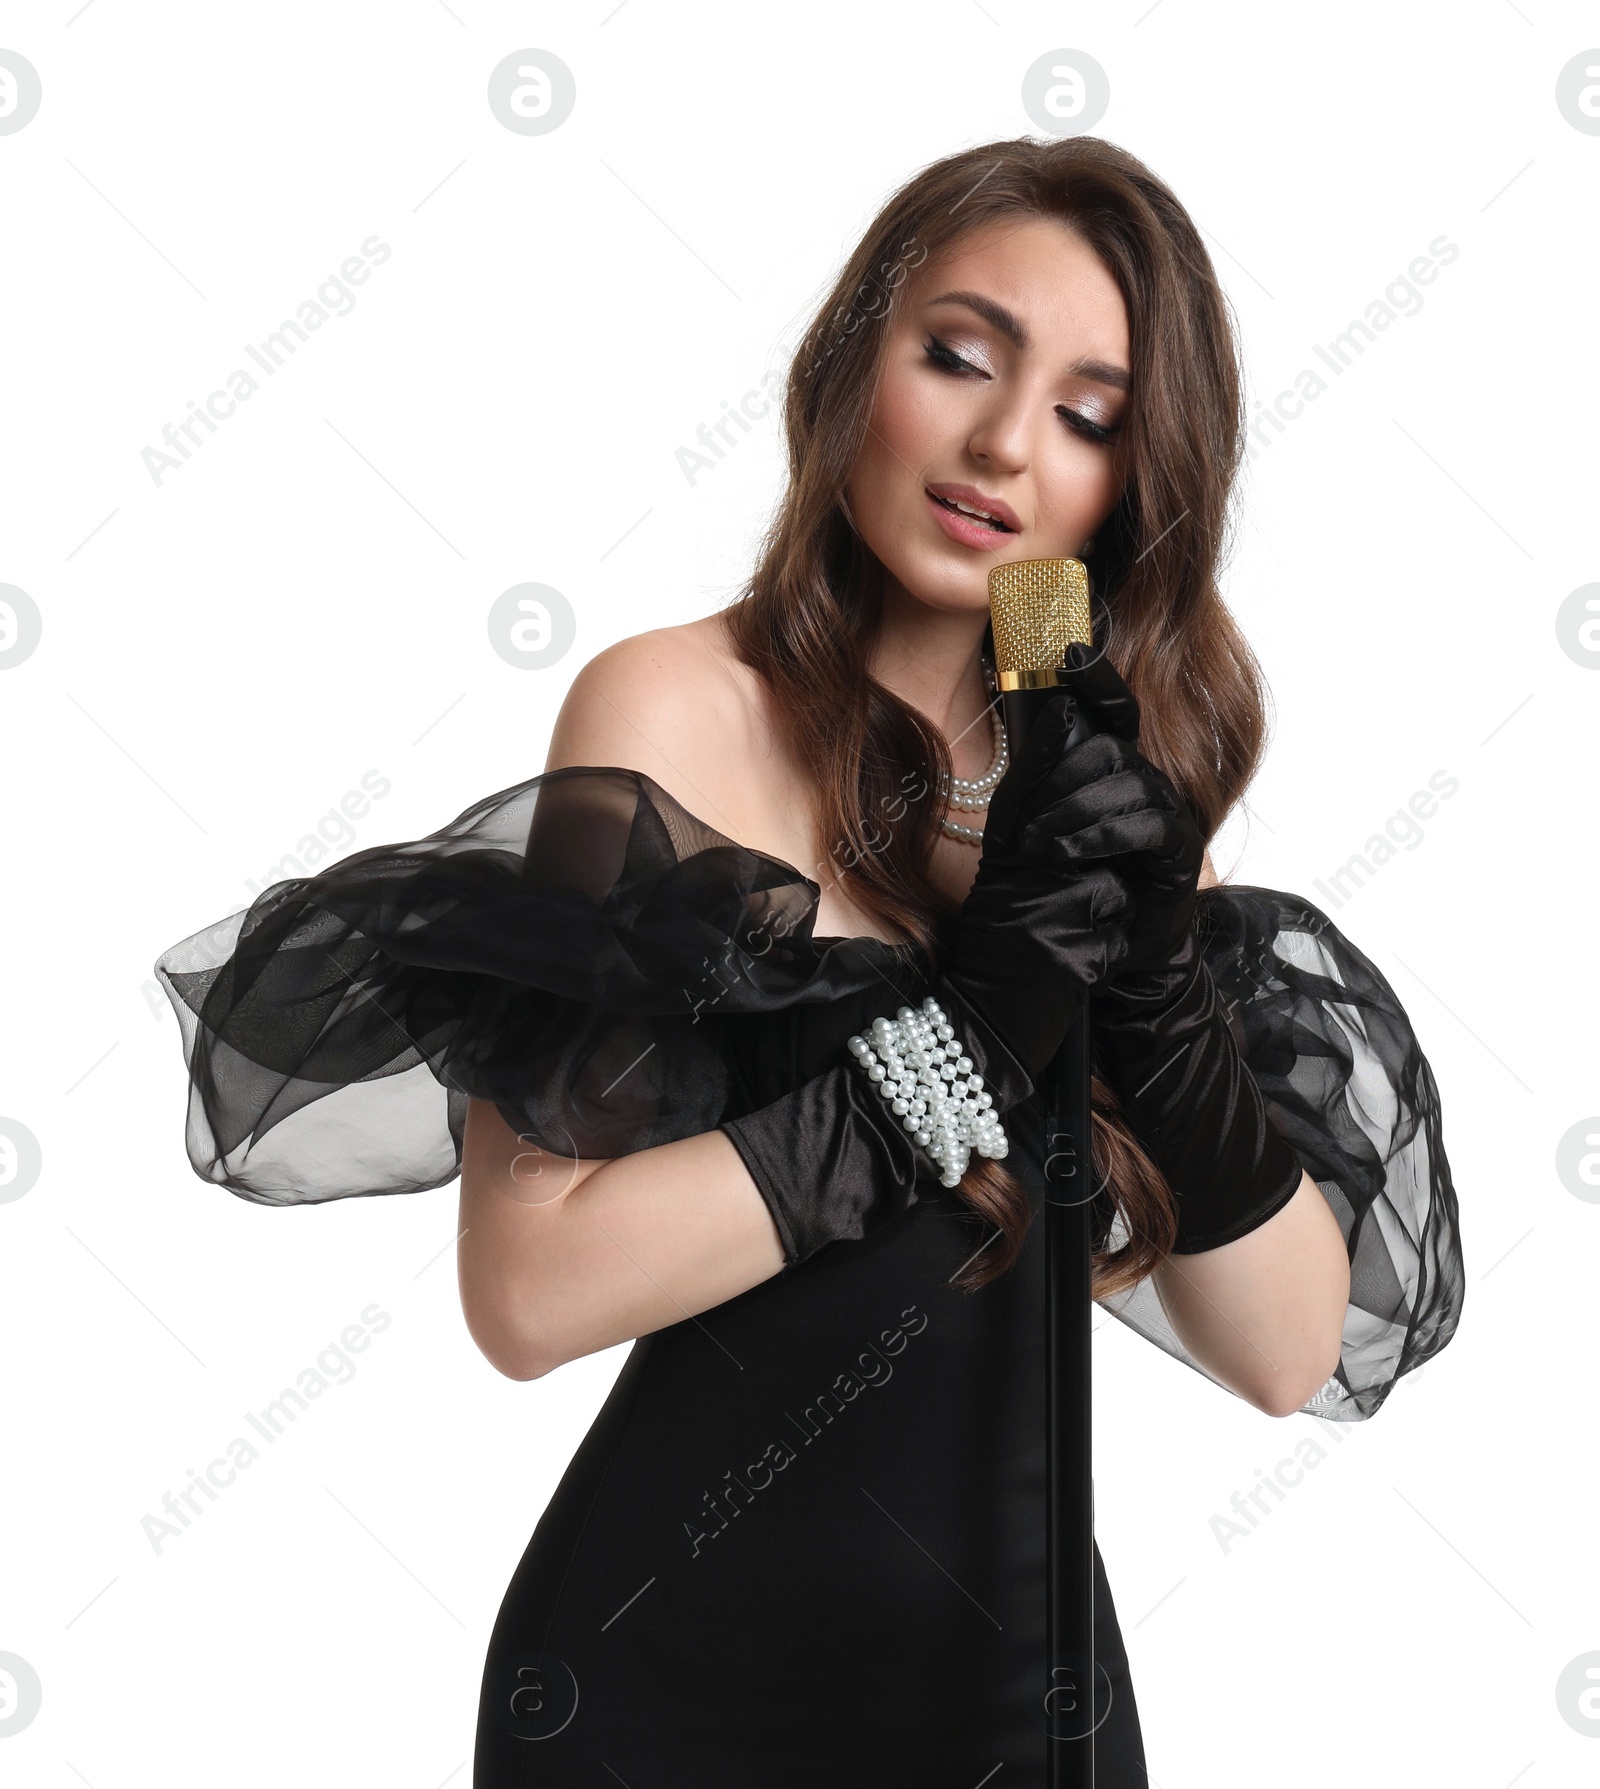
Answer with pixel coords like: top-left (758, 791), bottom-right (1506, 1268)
top-left (986, 552), bottom-right (1102, 1775)
top-left (986, 555), bottom-right (1096, 763)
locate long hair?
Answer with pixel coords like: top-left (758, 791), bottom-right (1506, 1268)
top-left (724, 136), bottom-right (1271, 1295)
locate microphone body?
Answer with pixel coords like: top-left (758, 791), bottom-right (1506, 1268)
top-left (986, 556), bottom-right (1101, 1785)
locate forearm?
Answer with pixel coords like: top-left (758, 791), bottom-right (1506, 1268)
top-left (458, 1098), bottom-right (784, 1380)
top-left (1149, 1169), bottom-right (1350, 1416)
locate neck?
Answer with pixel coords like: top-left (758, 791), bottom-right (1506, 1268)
top-left (866, 581), bottom-right (992, 757)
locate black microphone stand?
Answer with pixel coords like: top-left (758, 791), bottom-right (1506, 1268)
top-left (1044, 991), bottom-right (1097, 1787)
top-left (994, 680), bottom-right (1100, 1789)
top-left (988, 580), bottom-right (1103, 1789)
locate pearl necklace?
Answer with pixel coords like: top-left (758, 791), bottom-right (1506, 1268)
top-left (938, 700), bottom-right (1008, 847)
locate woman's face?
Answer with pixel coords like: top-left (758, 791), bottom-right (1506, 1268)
top-left (844, 215), bottom-right (1131, 618)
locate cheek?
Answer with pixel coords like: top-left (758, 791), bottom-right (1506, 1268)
top-left (865, 363), bottom-right (949, 479)
top-left (1034, 438), bottom-right (1120, 536)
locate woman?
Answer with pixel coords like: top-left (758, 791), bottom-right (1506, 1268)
top-left (156, 136), bottom-right (1463, 1782)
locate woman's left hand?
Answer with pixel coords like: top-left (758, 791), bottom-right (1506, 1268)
top-left (1012, 642), bottom-right (1205, 992)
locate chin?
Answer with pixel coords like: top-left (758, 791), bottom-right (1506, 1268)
top-left (859, 530), bottom-right (984, 615)
top-left (872, 533), bottom-right (1022, 617)
top-left (884, 558), bottom-right (980, 615)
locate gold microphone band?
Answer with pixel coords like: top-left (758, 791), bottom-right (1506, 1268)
top-left (995, 666), bottom-right (1068, 692)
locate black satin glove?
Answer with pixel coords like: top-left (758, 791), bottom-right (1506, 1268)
top-left (1016, 642), bottom-right (1202, 994)
top-left (719, 1051), bottom-right (930, 1268)
top-left (721, 688), bottom-right (1142, 1270)
top-left (1020, 643), bottom-right (1305, 1254)
top-left (937, 684), bottom-right (1140, 1091)
top-left (725, 976), bottom-right (1045, 1266)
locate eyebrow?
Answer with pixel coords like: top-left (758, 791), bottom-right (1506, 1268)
top-left (925, 289), bottom-right (1131, 392)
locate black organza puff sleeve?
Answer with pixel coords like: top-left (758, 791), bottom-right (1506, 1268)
top-left (1098, 885), bottom-right (1464, 1421)
top-left (154, 766), bottom-right (1462, 1420)
top-left (152, 767), bottom-right (912, 1203)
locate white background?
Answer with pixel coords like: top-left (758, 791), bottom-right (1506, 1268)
top-left (2, 3), bottom-right (1595, 1785)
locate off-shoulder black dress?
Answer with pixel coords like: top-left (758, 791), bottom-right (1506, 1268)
top-left (154, 767), bottom-right (1464, 1786)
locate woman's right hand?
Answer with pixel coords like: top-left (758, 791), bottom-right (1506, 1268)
top-left (936, 689), bottom-right (1140, 1087)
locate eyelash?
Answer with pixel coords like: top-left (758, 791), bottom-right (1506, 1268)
top-left (922, 335), bottom-right (1119, 445)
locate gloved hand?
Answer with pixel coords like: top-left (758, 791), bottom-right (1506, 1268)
top-left (720, 685), bottom-right (1146, 1269)
top-left (1012, 641), bottom-right (1204, 1001)
top-left (935, 681), bottom-right (1146, 1096)
top-left (1009, 644), bottom-right (1306, 1253)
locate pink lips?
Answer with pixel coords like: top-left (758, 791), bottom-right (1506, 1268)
top-left (924, 482), bottom-right (1022, 550)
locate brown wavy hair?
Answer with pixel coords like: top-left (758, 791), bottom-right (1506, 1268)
top-left (723, 135), bottom-right (1271, 1296)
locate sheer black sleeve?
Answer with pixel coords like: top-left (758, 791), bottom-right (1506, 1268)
top-left (155, 771), bottom-right (1465, 1424)
top-left (1095, 885), bottom-right (1465, 1422)
top-left (152, 767), bottom-right (897, 1204)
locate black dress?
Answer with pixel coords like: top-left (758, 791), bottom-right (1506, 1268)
top-left (153, 767), bottom-right (1464, 1785)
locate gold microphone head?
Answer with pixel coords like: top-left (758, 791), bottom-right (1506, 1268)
top-left (986, 557), bottom-right (1092, 691)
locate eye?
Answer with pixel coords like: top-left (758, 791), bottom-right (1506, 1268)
top-left (1058, 406), bottom-right (1118, 446)
top-left (926, 333), bottom-right (1120, 444)
top-left (923, 334), bottom-right (984, 377)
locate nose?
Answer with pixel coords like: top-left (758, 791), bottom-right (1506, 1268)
top-left (964, 387), bottom-right (1032, 476)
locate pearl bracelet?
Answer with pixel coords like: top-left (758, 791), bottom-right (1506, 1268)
top-left (846, 996), bottom-right (1010, 1188)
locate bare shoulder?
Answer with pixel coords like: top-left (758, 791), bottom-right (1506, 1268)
top-left (545, 613), bottom-right (776, 835)
top-left (1198, 846), bottom-right (1221, 890)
